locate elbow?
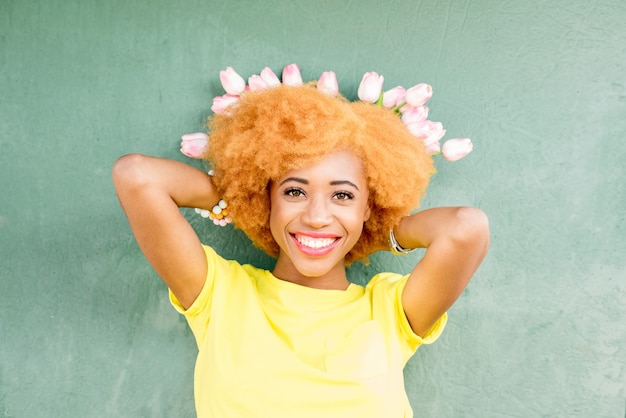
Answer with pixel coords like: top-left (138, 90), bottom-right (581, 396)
top-left (112, 153), bottom-right (151, 191)
top-left (454, 207), bottom-right (490, 253)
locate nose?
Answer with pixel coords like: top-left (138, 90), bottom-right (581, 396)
top-left (301, 195), bottom-right (333, 228)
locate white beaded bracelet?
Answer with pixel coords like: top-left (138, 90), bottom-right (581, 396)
top-left (194, 171), bottom-right (233, 227)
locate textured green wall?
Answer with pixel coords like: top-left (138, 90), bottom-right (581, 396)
top-left (1, 0), bottom-right (624, 416)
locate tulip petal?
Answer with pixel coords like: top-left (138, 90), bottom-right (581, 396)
top-left (357, 72), bottom-right (384, 103)
top-left (282, 63), bottom-right (303, 86)
top-left (248, 74), bottom-right (269, 91)
top-left (260, 67), bottom-right (281, 87)
top-left (405, 83), bottom-right (433, 107)
top-left (180, 132), bottom-right (209, 159)
top-left (317, 71), bottom-right (339, 96)
top-left (425, 141), bottom-right (441, 154)
top-left (382, 86), bottom-right (406, 109)
top-left (219, 67), bottom-right (246, 95)
top-left (211, 94), bottom-right (240, 114)
top-left (401, 106), bottom-right (429, 125)
top-left (442, 138), bottom-right (473, 161)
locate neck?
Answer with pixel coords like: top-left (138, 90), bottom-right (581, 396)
top-left (271, 257), bottom-right (350, 290)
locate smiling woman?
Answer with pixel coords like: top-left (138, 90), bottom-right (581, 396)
top-left (207, 83), bottom-right (435, 263)
top-left (112, 65), bottom-right (489, 418)
top-left (270, 151), bottom-right (371, 289)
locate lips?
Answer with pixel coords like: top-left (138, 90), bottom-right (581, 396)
top-left (291, 232), bottom-right (341, 256)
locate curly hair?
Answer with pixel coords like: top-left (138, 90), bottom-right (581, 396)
top-left (206, 84), bottom-right (434, 263)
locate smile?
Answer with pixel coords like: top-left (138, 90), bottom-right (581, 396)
top-left (291, 233), bottom-right (341, 256)
top-left (296, 235), bottom-right (336, 249)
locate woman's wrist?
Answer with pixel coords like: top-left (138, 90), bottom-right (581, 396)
top-left (394, 207), bottom-right (488, 251)
top-left (389, 229), bottom-right (416, 255)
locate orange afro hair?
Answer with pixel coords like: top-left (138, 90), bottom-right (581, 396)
top-left (206, 84), bottom-right (434, 263)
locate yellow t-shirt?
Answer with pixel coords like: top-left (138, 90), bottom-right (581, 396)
top-left (170, 245), bottom-right (447, 418)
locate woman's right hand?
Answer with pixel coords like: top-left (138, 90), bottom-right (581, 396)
top-left (112, 154), bottom-right (220, 309)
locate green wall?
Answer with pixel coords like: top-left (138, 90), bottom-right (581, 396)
top-left (1, 0), bottom-right (624, 416)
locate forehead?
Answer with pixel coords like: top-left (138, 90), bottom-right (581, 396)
top-left (278, 151), bottom-right (367, 184)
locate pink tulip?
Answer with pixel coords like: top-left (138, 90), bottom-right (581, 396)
top-left (405, 120), bottom-right (445, 146)
top-left (442, 138), bottom-right (473, 161)
top-left (282, 63), bottom-right (303, 86)
top-left (317, 71), bottom-right (339, 96)
top-left (425, 141), bottom-right (441, 154)
top-left (211, 94), bottom-right (240, 114)
top-left (401, 106), bottom-right (429, 125)
top-left (404, 120), bottom-right (428, 138)
top-left (219, 67), bottom-right (246, 95)
top-left (248, 74), bottom-right (269, 91)
top-left (422, 122), bottom-right (446, 146)
top-left (358, 71), bottom-right (384, 103)
top-left (260, 67), bottom-right (281, 87)
top-left (405, 83), bottom-right (433, 107)
top-left (382, 86), bottom-right (406, 108)
top-left (180, 133), bottom-right (209, 159)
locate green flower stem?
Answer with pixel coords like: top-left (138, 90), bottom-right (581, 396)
top-left (392, 101), bottom-right (407, 114)
top-left (375, 92), bottom-right (384, 107)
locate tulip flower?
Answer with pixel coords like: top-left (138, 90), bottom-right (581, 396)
top-left (219, 67), bottom-right (246, 95)
top-left (425, 141), bottom-right (441, 154)
top-left (442, 138), bottom-right (473, 161)
top-left (405, 83), bottom-right (433, 107)
top-left (282, 63), bottom-right (303, 86)
top-left (405, 120), bottom-right (445, 145)
top-left (357, 71), bottom-right (384, 103)
top-left (260, 67), bottom-right (281, 87)
top-left (180, 133), bottom-right (209, 159)
top-left (422, 122), bottom-right (446, 147)
top-left (317, 71), bottom-right (339, 96)
top-left (401, 106), bottom-right (429, 125)
top-left (248, 74), bottom-right (269, 91)
top-left (382, 86), bottom-right (406, 109)
top-left (211, 94), bottom-right (240, 114)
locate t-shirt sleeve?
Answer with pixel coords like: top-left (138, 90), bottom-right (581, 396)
top-left (369, 273), bottom-right (448, 363)
top-left (394, 275), bottom-right (447, 344)
top-left (169, 244), bottom-right (232, 347)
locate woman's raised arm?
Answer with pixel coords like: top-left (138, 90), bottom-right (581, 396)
top-left (112, 154), bottom-right (220, 309)
top-left (394, 207), bottom-right (490, 337)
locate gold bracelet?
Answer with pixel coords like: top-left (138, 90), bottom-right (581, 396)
top-left (389, 229), bottom-right (416, 255)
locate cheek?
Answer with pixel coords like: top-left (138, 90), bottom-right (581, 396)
top-left (363, 205), bottom-right (372, 222)
top-left (268, 187), bottom-right (282, 231)
top-left (268, 199), bottom-right (295, 244)
top-left (268, 208), bottom-right (282, 243)
top-left (349, 204), bottom-right (371, 241)
top-left (344, 209), bottom-right (367, 237)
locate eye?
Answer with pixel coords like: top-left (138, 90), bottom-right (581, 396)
top-left (284, 187), bottom-right (305, 198)
top-left (333, 191), bottom-right (354, 201)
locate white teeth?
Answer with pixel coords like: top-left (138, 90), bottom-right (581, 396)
top-left (296, 235), bottom-right (336, 249)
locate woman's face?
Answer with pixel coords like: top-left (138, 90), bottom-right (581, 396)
top-left (269, 151), bottom-right (371, 288)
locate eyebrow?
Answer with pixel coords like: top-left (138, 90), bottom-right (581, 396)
top-left (279, 177), bottom-right (360, 191)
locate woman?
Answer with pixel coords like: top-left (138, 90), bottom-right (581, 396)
top-left (113, 75), bottom-right (489, 417)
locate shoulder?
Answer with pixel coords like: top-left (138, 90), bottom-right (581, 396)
top-left (201, 244), bottom-right (254, 273)
top-left (170, 245), bottom-right (268, 315)
top-left (201, 244), bottom-right (271, 285)
top-left (363, 272), bottom-right (409, 315)
top-left (365, 272), bottom-right (409, 294)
